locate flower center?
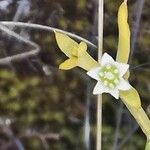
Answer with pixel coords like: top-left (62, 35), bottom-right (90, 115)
top-left (98, 64), bottom-right (119, 89)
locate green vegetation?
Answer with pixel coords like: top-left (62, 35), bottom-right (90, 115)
top-left (0, 0), bottom-right (149, 149)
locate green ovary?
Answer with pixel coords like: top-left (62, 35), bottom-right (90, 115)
top-left (98, 64), bottom-right (120, 89)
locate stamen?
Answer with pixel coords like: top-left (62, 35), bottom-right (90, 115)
top-left (106, 64), bottom-right (111, 69)
top-left (114, 69), bottom-right (118, 74)
top-left (98, 64), bottom-right (120, 89)
top-left (114, 79), bottom-right (119, 84)
top-left (99, 72), bottom-right (104, 77)
top-left (109, 83), bottom-right (115, 89)
top-left (105, 72), bottom-right (114, 80)
top-left (103, 80), bottom-right (108, 86)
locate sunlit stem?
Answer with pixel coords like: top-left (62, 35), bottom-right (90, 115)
top-left (97, 0), bottom-right (103, 150)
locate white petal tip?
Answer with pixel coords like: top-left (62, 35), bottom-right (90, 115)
top-left (86, 72), bottom-right (90, 76)
top-left (109, 89), bottom-right (119, 99)
top-left (115, 62), bottom-right (129, 77)
top-left (93, 91), bottom-right (98, 95)
top-left (101, 53), bottom-right (115, 66)
top-left (112, 95), bottom-right (119, 100)
top-left (114, 95), bottom-right (119, 99)
top-left (118, 79), bottom-right (132, 91)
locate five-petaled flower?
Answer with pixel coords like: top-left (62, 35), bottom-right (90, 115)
top-left (55, 1), bottom-right (150, 147)
top-left (87, 53), bottom-right (131, 99)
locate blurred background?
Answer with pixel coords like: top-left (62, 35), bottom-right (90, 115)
top-left (0, 0), bottom-right (149, 149)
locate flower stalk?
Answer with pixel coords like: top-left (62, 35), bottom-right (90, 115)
top-left (97, 0), bottom-right (104, 149)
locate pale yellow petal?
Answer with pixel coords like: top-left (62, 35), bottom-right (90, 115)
top-left (55, 32), bottom-right (78, 57)
top-left (59, 58), bottom-right (77, 70)
top-left (116, 1), bottom-right (130, 64)
top-left (119, 87), bottom-right (141, 109)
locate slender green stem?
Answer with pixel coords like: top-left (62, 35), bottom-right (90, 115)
top-left (97, 0), bottom-right (103, 150)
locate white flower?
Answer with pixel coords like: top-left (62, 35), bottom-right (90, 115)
top-left (87, 53), bottom-right (131, 99)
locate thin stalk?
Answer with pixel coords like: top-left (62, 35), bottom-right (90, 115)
top-left (97, 0), bottom-right (103, 150)
top-left (96, 96), bottom-right (102, 150)
top-left (0, 23), bottom-right (39, 51)
top-left (84, 81), bottom-right (91, 150)
top-left (0, 21), bottom-right (96, 49)
top-left (112, 103), bottom-right (124, 150)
